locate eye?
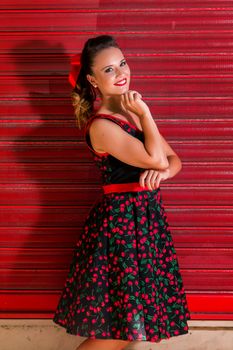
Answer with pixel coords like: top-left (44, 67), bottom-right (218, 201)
top-left (104, 60), bottom-right (127, 73)
top-left (104, 67), bottom-right (113, 73)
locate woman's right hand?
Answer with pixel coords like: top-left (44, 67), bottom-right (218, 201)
top-left (139, 168), bottom-right (170, 190)
top-left (120, 90), bottom-right (150, 118)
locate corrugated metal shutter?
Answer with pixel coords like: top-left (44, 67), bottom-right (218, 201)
top-left (0, 0), bottom-right (233, 320)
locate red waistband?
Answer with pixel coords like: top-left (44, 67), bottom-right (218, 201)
top-left (102, 182), bottom-right (153, 194)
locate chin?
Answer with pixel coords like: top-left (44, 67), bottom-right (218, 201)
top-left (108, 84), bottom-right (130, 96)
top-left (116, 85), bottom-right (130, 95)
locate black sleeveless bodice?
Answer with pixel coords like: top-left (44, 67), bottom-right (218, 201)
top-left (84, 113), bottom-right (145, 185)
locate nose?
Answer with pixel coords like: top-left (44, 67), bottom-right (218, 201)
top-left (115, 66), bottom-right (125, 76)
top-left (115, 72), bottom-right (125, 82)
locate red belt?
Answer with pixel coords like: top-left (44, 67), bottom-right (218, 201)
top-left (102, 182), bottom-right (153, 194)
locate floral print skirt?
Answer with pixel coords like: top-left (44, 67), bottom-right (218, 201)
top-left (52, 187), bottom-right (191, 343)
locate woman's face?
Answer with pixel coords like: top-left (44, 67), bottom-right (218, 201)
top-left (87, 46), bottom-right (130, 97)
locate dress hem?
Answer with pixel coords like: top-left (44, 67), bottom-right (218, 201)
top-left (52, 317), bottom-right (190, 343)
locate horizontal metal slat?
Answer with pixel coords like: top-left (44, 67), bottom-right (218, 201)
top-left (0, 184), bottom-right (100, 205)
top-left (0, 269), bottom-right (64, 289)
top-left (0, 142), bottom-right (87, 163)
top-left (1, 0), bottom-right (233, 10)
top-left (1, 10), bottom-right (233, 32)
top-left (161, 185), bottom-right (233, 205)
top-left (0, 0), bottom-right (233, 10)
top-left (171, 227), bottom-right (233, 248)
top-left (2, 32), bottom-right (233, 54)
top-left (0, 248), bottom-right (76, 269)
top-left (181, 269), bottom-right (233, 290)
top-left (0, 99), bottom-right (73, 117)
top-left (168, 141), bottom-right (233, 162)
top-left (0, 227), bottom-right (81, 248)
top-left (166, 207), bottom-right (233, 226)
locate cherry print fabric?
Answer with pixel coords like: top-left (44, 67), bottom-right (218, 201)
top-left (52, 114), bottom-right (191, 342)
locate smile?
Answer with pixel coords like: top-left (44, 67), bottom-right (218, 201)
top-left (114, 78), bottom-right (127, 86)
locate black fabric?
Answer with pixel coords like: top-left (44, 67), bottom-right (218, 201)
top-left (85, 114), bottom-right (145, 185)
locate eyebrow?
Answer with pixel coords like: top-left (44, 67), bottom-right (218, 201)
top-left (101, 58), bottom-right (125, 71)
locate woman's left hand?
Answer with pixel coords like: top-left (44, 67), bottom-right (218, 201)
top-left (139, 168), bottom-right (170, 190)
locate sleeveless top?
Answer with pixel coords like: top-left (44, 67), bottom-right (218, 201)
top-left (84, 113), bottom-right (145, 185)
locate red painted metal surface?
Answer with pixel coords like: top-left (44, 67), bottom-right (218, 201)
top-left (2, 9), bottom-right (233, 33)
top-left (0, 0), bottom-right (233, 320)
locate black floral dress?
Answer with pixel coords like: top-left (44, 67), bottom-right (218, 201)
top-left (52, 113), bottom-right (191, 343)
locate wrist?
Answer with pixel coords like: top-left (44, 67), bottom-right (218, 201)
top-left (138, 108), bottom-right (151, 119)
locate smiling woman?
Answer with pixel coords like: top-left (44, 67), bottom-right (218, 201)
top-left (52, 35), bottom-right (190, 349)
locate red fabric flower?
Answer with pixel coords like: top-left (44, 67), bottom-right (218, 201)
top-left (68, 53), bottom-right (82, 88)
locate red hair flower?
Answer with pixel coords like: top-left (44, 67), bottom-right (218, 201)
top-left (68, 53), bottom-right (82, 88)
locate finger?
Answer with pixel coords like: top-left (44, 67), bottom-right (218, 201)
top-left (154, 173), bottom-right (162, 189)
top-left (145, 170), bottom-right (154, 190)
top-left (150, 171), bottom-right (159, 189)
top-left (133, 91), bottom-right (142, 100)
top-left (129, 90), bottom-right (142, 99)
top-left (139, 170), bottom-right (149, 187)
top-left (127, 90), bottom-right (135, 103)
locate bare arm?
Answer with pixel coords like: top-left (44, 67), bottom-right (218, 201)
top-left (90, 90), bottom-right (169, 170)
top-left (160, 133), bottom-right (182, 179)
top-left (139, 133), bottom-right (182, 189)
top-left (89, 118), bottom-right (168, 170)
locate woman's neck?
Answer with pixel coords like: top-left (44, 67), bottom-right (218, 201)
top-left (96, 93), bottom-right (143, 131)
top-left (99, 95), bottom-right (127, 116)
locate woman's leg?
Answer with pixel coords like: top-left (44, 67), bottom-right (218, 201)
top-left (76, 338), bottom-right (131, 350)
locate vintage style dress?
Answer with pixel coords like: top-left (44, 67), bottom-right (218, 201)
top-left (52, 113), bottom-right (191, 343)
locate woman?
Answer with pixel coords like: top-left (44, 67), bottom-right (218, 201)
top-left (53, 35), bottom-right (191, 350)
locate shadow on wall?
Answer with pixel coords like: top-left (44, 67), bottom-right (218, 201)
top-left (4, 39), bottom-right (101, 303)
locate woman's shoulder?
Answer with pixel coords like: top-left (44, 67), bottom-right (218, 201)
top-left (92, 109), bottom-right (143, 131)
top-left (84, 111), bottom-right (119, 137)
top-left (87, 109), bottom-right (122, 126)
top-left (89, 113), bottom-right (121, 132)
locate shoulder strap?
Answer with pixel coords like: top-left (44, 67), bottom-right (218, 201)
top-left (88, 113), bottom-right (125, 129)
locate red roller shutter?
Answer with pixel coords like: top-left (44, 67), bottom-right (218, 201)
top-left (0, 0), bottom-right (233, 320)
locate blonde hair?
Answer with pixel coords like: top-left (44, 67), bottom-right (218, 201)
top-left (70, 35), bottom-right (120, 129)
top-left (71, 84), bottom-right (95, 129)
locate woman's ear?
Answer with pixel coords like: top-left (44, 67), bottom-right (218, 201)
top-left (86, 74), bottom-right (97, 88)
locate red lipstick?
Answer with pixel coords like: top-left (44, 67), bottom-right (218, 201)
top-left (114, 78), bottom-right (127, 86)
